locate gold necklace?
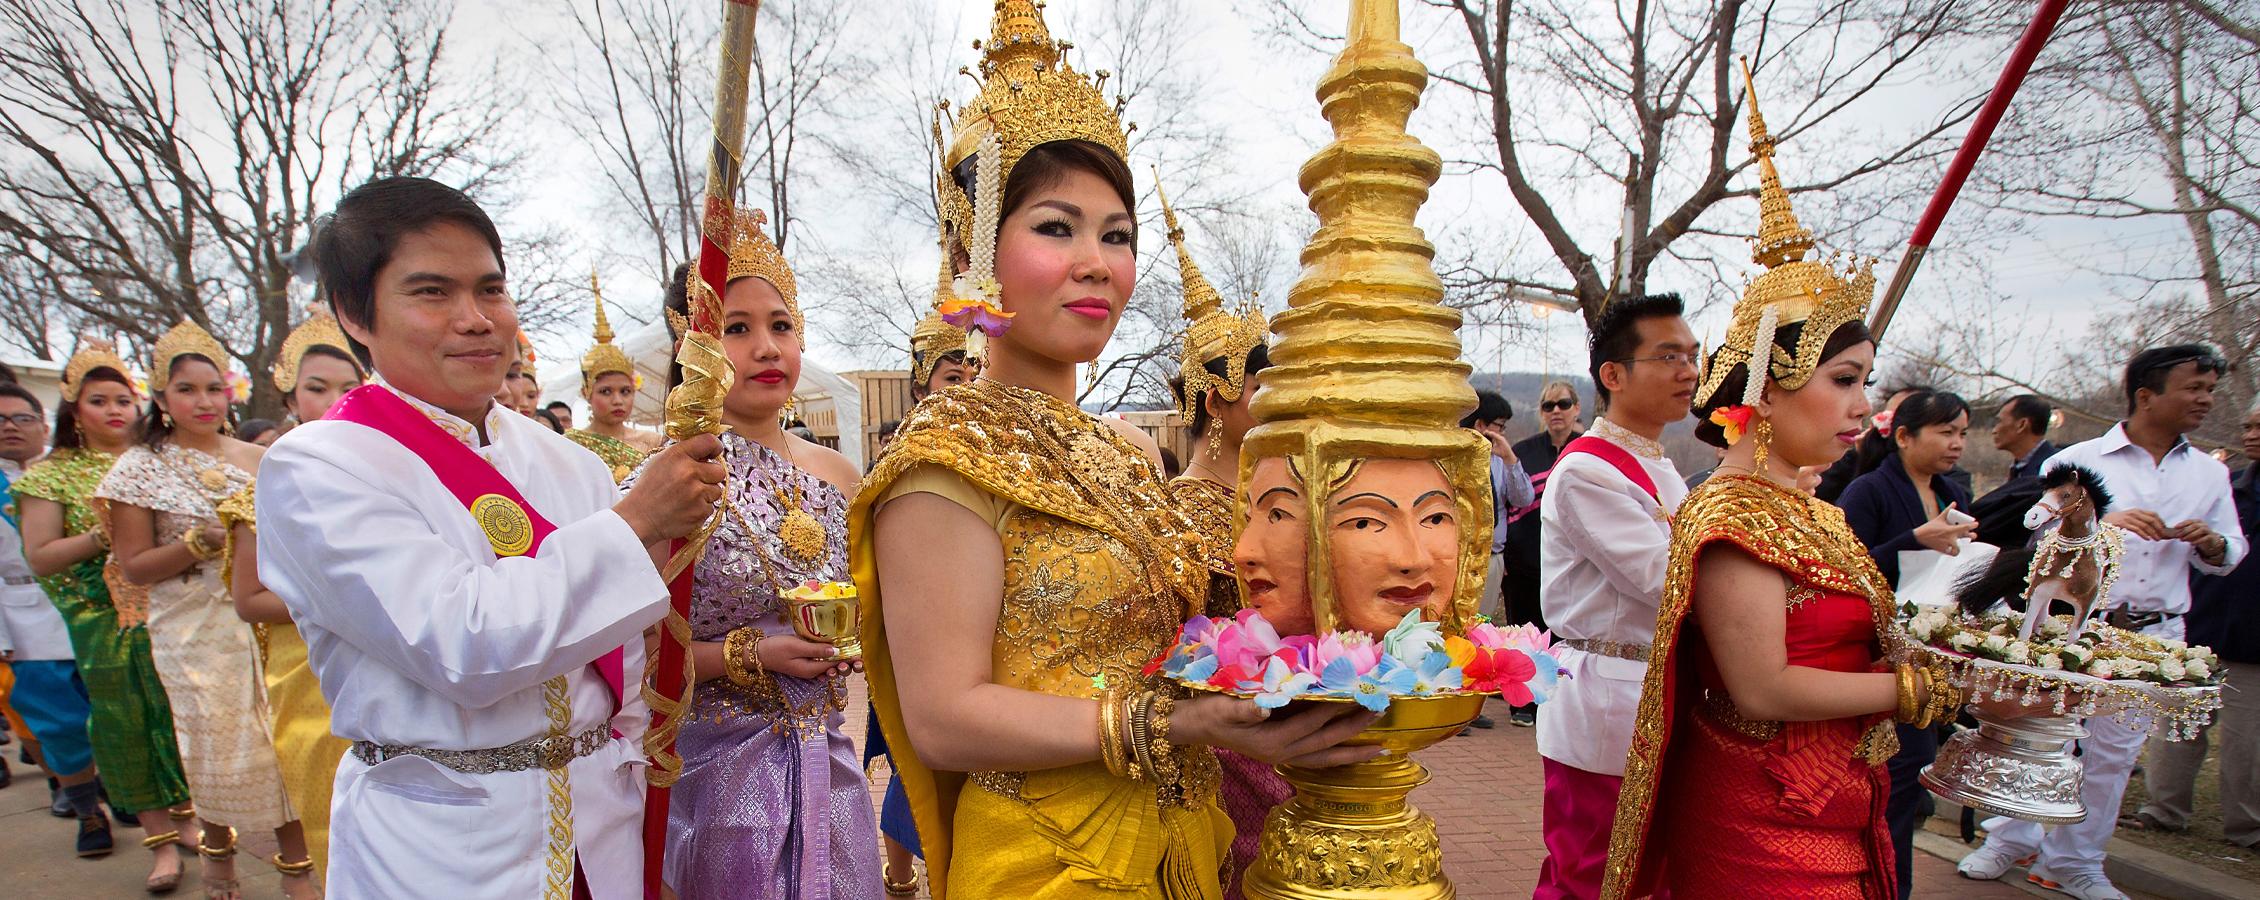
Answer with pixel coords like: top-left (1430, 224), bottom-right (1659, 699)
top-left (751, 437), bottom-right (829, 564)
top-left (720, 496), bottom-right (848, 733)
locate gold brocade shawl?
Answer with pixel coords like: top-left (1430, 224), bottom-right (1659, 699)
top-left (849, 380), bottom-right (1216, 899)
top-left (1165, 476), bottom-right (1241, 618)
top-left (1602, 474), bottom-right (1898, 900)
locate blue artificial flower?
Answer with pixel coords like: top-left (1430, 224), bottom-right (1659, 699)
top-left (1350, 655), bottom-right (1418, 713)
top-left (1251, 656), bottom-right (1319, 709)
top-left (1524, 651), bottom-right (1563, 704)
top-left (1408, 649), bottom-right (1464, 695)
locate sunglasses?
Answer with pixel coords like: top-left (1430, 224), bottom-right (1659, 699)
top-left (1540, 400), bottom-right (1577, 413)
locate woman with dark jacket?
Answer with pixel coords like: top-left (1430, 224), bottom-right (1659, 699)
top-left (1835, 388), bottom-right (1977, 900)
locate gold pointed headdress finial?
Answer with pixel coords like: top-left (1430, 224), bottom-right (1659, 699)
top-left (1155, 172), bottom-right (1266, 422)
top-left (149, 319), bottom-right (229, 392)
top-left (60, 335), bottom-right (134, 402)
top-left (1692, 58), bottom-right (1878, 411)
top-left (723, 208), bottom-right (802, 337)
top-left (581, 270), bottom-right (635, 384)
top-left (271, 305), bottom-right (357, 393)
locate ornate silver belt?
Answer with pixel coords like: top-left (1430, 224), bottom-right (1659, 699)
top-left (350, 723), bottom-right (611, 775)
top-left (1558, 638), bottom-right (1651, 662)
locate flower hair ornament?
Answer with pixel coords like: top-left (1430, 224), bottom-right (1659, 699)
top-left (938, 132), bottom-right (1014, 362)
top-left (1706, 302), bottom-right (1777, 445)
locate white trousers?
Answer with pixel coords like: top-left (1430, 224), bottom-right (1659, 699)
top-left (1978, 618), bottom-right (2181, 877)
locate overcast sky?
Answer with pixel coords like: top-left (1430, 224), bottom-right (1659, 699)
top-left (469, 0), bottom-right (2190, 404)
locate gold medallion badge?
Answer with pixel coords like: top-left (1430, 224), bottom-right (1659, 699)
top-left (778, 506), bottom-right (827, 563)
top-left (470, 493), bottom-right (535, 557)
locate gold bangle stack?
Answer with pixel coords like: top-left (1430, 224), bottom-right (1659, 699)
top-left (1894, 664), bottom-right (1926, 726)
top-left (1895, 661), bottom-right (1964, 728)
top-left (722, 626), bottom-right (767, 689)
top-left (181, 526), bottom-right (216, 561)
top-left (1096, 688), bottom-right (1129, 778)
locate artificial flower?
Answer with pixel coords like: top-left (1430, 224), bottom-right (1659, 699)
top-left (939, 294), bottom-right (1014, 337)
top-left (1522, 651), bottom-right (1563, 704)
top-left (1467, 647), bottom-right (1538, 704)
top-left (1407, 650), bottom-right (1464, 695)
top-left (1442, 635), bottom-right (1477, 670)
top-left (1349, 656), bottom-right (1419, 713)
top-left (1708, 404), bottom-right (1756, 444)
top-left (1382, 610), bottom-right (1445, 660)
top-left (1870, 409), bottom-right (1895, 436)
top-left (1250, 655), bottom-right (1319, 709)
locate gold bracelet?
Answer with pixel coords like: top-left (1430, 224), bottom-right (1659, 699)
top-left (1925, 663), bottom-right (1963, 725)
top-left (180, 527), bottom-right (214, 561)
top-left (1127, 691), bottom-right (1155, 783)
top-left (90, 528), bottom-right (111, 550)
top-left (1893, 664), bottom-right (1920, 725)
top-left (1148, 692), bottom-right (1182, 802)
top-left (1096, 688), bottom-right (1128, 778)
top-left (721, 626), bottom-right (764, 688)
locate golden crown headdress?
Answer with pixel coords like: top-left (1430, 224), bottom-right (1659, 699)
top-left (60, 336), bottom-right (133, 402)
top-left (1157, 175), bottom-right (1266, 423)
top-left (581, 271), bottom-right (636, 384)
top-left (514, 330), bottom-right (537, 382)
top-left (149, 320), bottom-right (229, 392)
top-left (722, 208), bottom-right (802, 337)
top-left (271, 306), bottom-right (356, 393)
top-left (933, 0), bottom-right (1130, 361)
top-left (1693, 59), bottom-right (1878, 412)
top-left (909, 243), bottom-right (969, 386)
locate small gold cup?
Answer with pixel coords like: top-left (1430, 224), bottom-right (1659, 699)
top-left (783, 580), bottom-right (862, 661)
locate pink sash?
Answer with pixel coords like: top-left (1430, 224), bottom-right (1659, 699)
top-left (1560, 434), bottom-right (1660, 503)
top-left (325, 385), bottom-right (626, 711)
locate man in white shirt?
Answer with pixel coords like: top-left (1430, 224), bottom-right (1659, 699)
top-left (1959, 345), bottom-right (2246, 900)
top-left (1532, 294), bottom-right (1698, 899)
top-left (258, 176), bottom-right (724, 899)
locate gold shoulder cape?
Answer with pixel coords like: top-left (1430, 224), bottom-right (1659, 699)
top-left (565, 429), bottom-right (651, 483)
top-left (849, 379), bottom-right (1212, 899)
top-left (1165, 476), bottom-right (1241, 618)
top-left (1602, 473), bottom-right (1895, 899)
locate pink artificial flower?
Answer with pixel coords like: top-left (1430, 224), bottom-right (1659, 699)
top-left (938, 297), bottom-right (1014, 337)
top-left (1466, 647), bottom-right (1539, 704)
top-left (1708, 404), bottom-right (1756, 444)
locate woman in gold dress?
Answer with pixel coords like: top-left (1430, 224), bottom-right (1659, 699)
top-left (1153, 180), bottom-right (1287, 899)
top-left (97, 321), bottom-right (304, 900)
top-left (1602, 75), bottom-right (1965, 900)
top-left (220, 312), bottom-right (364, 891)
top-left (849, 6), bottom-right (1375, 899)
top-left (566, 278), bottom-right (660, 480)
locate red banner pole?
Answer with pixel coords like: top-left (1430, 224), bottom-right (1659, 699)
top-left (643, 3), bottom-right (760, 897)
top-left (1869, 0), bottom-right (2071, 342)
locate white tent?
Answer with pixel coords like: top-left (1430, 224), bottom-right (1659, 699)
top-left (539, 319), bottom-right (865, 471)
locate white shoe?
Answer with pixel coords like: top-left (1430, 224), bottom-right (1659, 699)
top-left (1956, 844), bottom-right (2034, 880)
top-left (2026, 866), bottom-right (2130, 900)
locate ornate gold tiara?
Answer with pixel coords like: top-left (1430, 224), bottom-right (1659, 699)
top-left (149, 320), bottom-right (229, 392)
top-left (271, 308), bottom-right (356, 393)
top-left (722, 208), bottom-right (801, 337)
top-left (1158, 175), bottom-right (1265, 422)
top-left (581, 271), bottom-right (635, 384)
top-left (60, 336), bottom-right (133, 402)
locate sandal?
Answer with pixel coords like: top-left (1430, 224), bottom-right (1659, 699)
top-left (142, 830), bottom-right (183, 894)
top-left (198, 826), bottom-right (239, 900)
top-left (274, 853), bottom-right (321, 899)
top-left (884, 862), bottom-right (920, 897)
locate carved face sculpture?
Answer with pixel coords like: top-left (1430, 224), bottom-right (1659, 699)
top-left (1232, 455), bottom-right (1461, 638)
top-left (1234, 456), bottom-right (1316, 637)
top-left (1325, 458), bottom-right (1461, 635)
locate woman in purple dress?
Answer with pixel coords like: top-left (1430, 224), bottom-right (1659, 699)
top-left (635, 212), bottom-right (880, 900)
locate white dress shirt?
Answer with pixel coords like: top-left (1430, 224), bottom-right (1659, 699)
top-left (2042, 423), bottom-right (2247, 620)
top-left (1534, 417), bottom-right (1686, 776)
top-left (0, 458), bottom-right (73, 661)
top-left (257, 384), bottom-right (669, 899)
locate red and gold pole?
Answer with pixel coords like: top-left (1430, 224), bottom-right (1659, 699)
top-left (643, 2), bottom-right (759, 896)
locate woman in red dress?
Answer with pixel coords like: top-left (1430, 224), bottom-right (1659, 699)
top-left (1601, 70), bottom-right (1964, 900)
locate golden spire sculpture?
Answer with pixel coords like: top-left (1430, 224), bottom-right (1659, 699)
top-left (1238, 3), bottom-right (1490, 898)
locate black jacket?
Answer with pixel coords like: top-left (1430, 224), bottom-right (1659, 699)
top-left (1968, 439), bottom-right (2061, 548)
top-left (1837, 453), bottom-right (1976, 588)
top-left (2187, 467), bottom-right (2259, 664)
top-left (1818, 430), bottom-right (1972, 505)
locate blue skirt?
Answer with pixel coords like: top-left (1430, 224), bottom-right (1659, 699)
top-left (9, 660), bottom-right (94, 775)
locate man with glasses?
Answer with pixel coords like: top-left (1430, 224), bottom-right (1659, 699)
top-left (1531, 294), bottom-right (1696, 899)
top-left (1959, 344), bottom-right (2246, 900)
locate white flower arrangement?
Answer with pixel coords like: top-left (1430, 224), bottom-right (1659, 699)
top-left (1906, 609), bottom-right (2222, 687)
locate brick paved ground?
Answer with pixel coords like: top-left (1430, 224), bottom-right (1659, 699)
top-left (0, 682), bottom-right (2092, 898)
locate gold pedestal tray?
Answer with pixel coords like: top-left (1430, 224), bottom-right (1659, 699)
top-left (1243, 692), bottom-right (1487, 899)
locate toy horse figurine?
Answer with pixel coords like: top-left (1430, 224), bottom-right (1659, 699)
top-left (1956, 464), bottom-right (2128, 643)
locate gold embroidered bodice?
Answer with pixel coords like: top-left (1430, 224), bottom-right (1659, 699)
top-left (565, 429), bottom-right (651, 483)
top-left (862, 379), bottom-right (1215, 802)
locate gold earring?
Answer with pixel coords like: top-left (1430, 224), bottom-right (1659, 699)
top-left (1207, 423), bottom-right (1223, 462)
top-left (780, 396), bottom-right (796, 429)
top-left (1083, 361), bottom-right (1101, 396)
top-left (1752, 416), bottom-right (1773, 472)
